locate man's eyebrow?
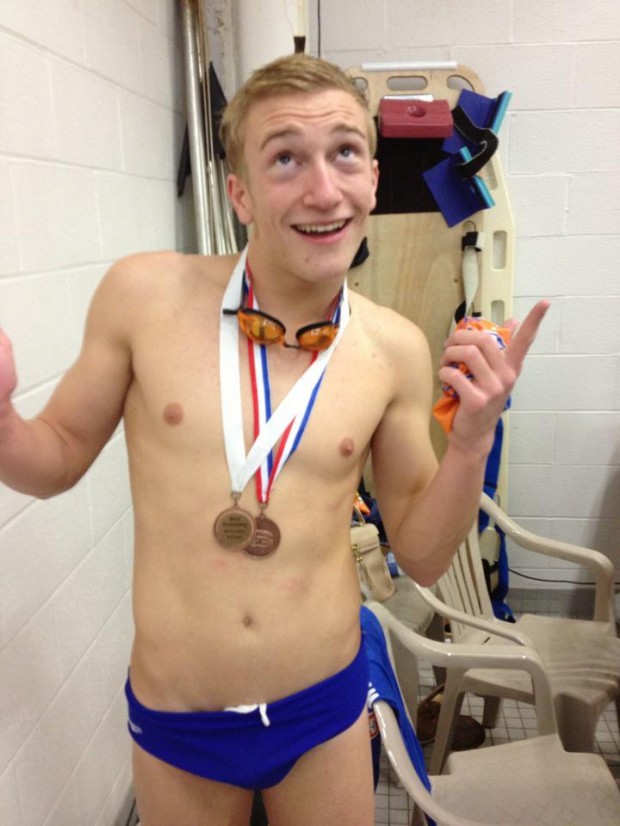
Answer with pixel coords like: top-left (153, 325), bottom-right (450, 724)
top-left (260, 128), bottom-right (300, 151)
top-left (331, 124), bottom-right (367, 141)
top-left (259, 123), bottom-right (367, 151)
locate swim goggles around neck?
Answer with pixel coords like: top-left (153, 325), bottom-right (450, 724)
top-left (223, 290), bottom-right (341, 352)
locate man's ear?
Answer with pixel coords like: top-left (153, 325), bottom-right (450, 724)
top-left (227, 173), bottom-right (254, 226)
top-left (369, 159), bottom-right (379, 212)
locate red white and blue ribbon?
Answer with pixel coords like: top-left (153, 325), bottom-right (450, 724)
top-left (219, 247), bottom-right (350, 504)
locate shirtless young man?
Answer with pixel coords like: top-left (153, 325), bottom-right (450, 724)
top-left (0, 54), bottom-right (547, 825)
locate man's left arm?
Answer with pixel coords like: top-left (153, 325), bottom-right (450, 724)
top-left (371, 301), bottom-right (549, 586)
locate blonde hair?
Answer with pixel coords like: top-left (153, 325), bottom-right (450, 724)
top-left (220, 53), bottom-right (376, 176)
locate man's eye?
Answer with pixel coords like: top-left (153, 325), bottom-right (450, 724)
top-left (338, 144), bottom-right (360, 160)
top-left (276, 152), bottom-right (293, 166)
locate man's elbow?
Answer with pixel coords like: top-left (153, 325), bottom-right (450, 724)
top-left (14, 467), bottom-right (84, 499)
top-left (37, 472), bottom-right (82, 499)
top-left (413, 570), bottom-right (442, 588)
top-left (393, 552), bottom-right (448, 588)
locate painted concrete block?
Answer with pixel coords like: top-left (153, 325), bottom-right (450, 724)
top-left (0, 34), bottom-right (55, 160)
top-left (567, 172), bottom-right (620, 235)
top-left (510, 110), bottom-right (620, 175)
top-left (50, 60), bottom-right (122, 171)
top-left (11, 162), bottom-right (100, 272)
top-left (507, 174), bottom-right (568, 237)
top-left (0, 0), bottom-right (85, 63)
top-left (514, 236), bottom-right (620, 297)
top-left (83, 1), bottom-right (142, 92)
top-left (514, 0), bottom-right (620, 43)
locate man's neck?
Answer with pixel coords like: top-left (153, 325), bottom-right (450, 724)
top-left (245, 245), bottom-right (346, 329)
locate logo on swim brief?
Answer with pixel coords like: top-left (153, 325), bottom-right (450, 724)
top-left (367, 682), bottom-right (380, 739)
top-left (368, 709), bottom-right (379, 739)
top-left (367, 682), bottom-right (379, 707)
top-left (128, 719), bottom-right (143, 735)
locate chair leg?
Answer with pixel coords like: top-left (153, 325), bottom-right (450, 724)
top-left (426, 612), bottom-right (447, 687)
top-left (555, 694), bottom-right (597, 753)
top-left (428, 672), bottom-right (465, 776)
top-left (481, 694), bottom-right (502, 728)
top-left (391, 632), bottom-right (421, 723)
top-left (411, 803), bottom-right (429, 825)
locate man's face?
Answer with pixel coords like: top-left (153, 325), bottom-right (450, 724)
top-left (227, 89), bottom-right (379, 284)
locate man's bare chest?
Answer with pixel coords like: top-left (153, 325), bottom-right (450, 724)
top-left (125, 320), bottom-right (392, 480)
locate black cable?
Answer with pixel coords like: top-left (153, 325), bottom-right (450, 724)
top-left (509, 568), bottom-right (620, 588)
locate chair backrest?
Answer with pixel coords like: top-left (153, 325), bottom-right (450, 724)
top-left (435, 522), bottom-right (496, 642)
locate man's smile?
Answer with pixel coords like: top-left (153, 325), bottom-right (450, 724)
top-left (292, 218), bottom-right (351, 237)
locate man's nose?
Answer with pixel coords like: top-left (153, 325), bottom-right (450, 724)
top-left (302, 160), bottom-right (343, 209)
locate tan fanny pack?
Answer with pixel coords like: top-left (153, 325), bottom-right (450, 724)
top-left (351, 506), bottom-right (396, 602)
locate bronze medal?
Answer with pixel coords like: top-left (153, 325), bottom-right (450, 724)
top-left (213, 505), bottom-right (255, 549)
top-left (244, 512), bottom-right (281, 558)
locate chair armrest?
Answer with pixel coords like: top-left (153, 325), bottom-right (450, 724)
top-left (480, 492), bottom-right (616, 625)
top-left (410, 580), bottom-right (536, 647)
top-left (368, 601), bottom-right (558, 736)
top-left (374, 700), bottom-right (526, 826)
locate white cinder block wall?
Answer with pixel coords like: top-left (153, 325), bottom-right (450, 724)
top-left (313, 0), bottom-right (620, 589)
top-left (0, 2), bottom-right (189, 825)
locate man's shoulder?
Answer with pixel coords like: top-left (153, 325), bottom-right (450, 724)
top-left (83, 252), bottom-right (240, 336)
top-left (350, 290), bottom-right (429, 353)
top-left (98, 250), bottom-right (239, 299)
top-left (107, 249), bottom-right (235, 280)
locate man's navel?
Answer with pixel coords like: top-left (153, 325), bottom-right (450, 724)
top-left (162, 402), bottom-right (184, 426)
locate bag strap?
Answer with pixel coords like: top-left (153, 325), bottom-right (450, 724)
top-left (479, 418), bottom-right (514, 622)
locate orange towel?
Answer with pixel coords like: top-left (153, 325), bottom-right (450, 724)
top-left (433, 317), bottom-right (511, 433)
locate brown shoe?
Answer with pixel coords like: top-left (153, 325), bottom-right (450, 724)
top-left (416, 684), bottom-right (485, 751)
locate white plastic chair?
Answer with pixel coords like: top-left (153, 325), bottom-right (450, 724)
top-left (368, 601), bottom-right (620, 826)
top-left (410, 492), bottom-right (620, 773)
top-left (378, 576), bottom-right (445, 718)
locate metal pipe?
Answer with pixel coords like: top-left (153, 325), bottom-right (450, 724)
top-left (180, 0), bottom-right (212, 254)
top-left (195, 1), bottom-right (224, 252)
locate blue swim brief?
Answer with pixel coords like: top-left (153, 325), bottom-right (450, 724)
top-left (125, 640), bottom-right (369, 790)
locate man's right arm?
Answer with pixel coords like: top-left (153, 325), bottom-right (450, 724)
top-left (0, 260), bottom-right (135, 498)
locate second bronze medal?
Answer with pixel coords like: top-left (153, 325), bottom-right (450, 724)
top-left (244, 511), bottom-right (281, 558)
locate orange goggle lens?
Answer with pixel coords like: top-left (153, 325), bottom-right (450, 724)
top-left (295, 322), bottom-right (339, 351)
top-left (235, 309), bottom-right (338, 352)
top-left (237, 310), bottom-right (285, 345)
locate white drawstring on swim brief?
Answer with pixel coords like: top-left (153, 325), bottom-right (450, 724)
top-left (224, 702), bottom-right (271, 727)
